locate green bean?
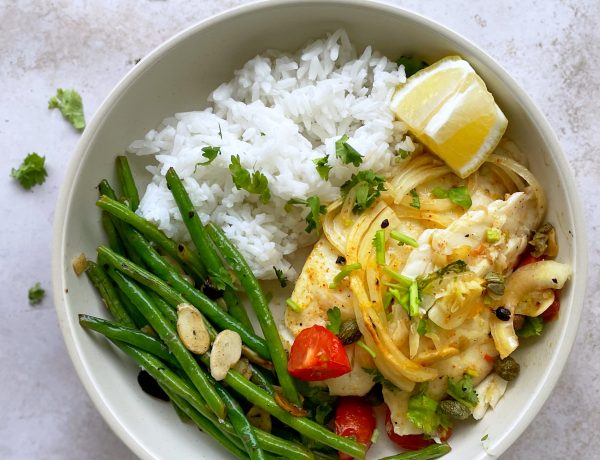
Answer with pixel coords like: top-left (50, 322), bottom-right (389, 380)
top-left (379, 443), bottom-right (451, 460)
top-left (101, 212), bottom-right (126, 254)
top-left (198, 354), bottom-right (365, 460)
top-left (250, 364), bottom-right (275, 396)
top-left (206, 222), bottom-right (299, 405)
top-left (106, 267), bottom-right (226, 419)
top-left (117, 289), bottom-right (148, 329)
top-left (115, 156), bottom-right (140, 211)
top-left (215, 384), bottom-right (265, 460)
top-left (97, 245), bottom-right (269, 358)
top-left (165, 389), bottom-right (249, 460)
top-left (78, 314), bottom-right (178, 367)
top-left (96, 195), bottom-right (207, 280)
top-left (165, 168), bottom-right (254, 332)
top-left (85, 261), bottom-right (135, 327)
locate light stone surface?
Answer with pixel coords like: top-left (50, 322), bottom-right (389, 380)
top-left (1, 1), bottom-right (598, 459)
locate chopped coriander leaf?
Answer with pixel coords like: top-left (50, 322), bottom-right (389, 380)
top-left (313, 155), bottom-right (332, 180)
top-left (447, 185), bottom-right (472, 209)
top-left (396, 56), bottom-right (428, 78)
top-left (431, 187), bottom-right (448, 198)
top-left (390, 230), bottom-right (419, 248)
top-left (194, 146), bottom-right (221, 170)
top-left (409, 188), bottom-right (420, 209)
top-left (409, 281), bottom-right (420, 317)
top-left (356, 340), bottom-right (377, 359)
top-left (286, 298), bottom-right (302, 313)
top-left (373, 229), bottom-right (386, 265)
top-left (340, 170), bottom-right (386, 214)
top-left (229, 155), bottom-right (271, 203)
top-left (285, 196), bottom-right (326, 234)
top-left (335, 134), bottom-right (363, 167)
top-left (326, 307), bottom-right (342, 334)
top-left (329, 263), bottom-right (362, 289)
top-left (417, 260), bottom-right (467, 291)
top-left (48, 88), bottom-right (85, 130)
top-left (273, 266), bottom-right (288, 287)
top-left (383, 266), bottom-right (413, 287)
top-left (10, 153), bottom-right (48, 190)
top-left (481, 434), bottom-right (489, 441)
top-left (396, 148), bottom-right (411, 159)
top-left (447, 374), bottom-right (478, 410)
top-left (28, 282), bottom-right (45, 305)
top-left (388, 288), bottom-right (409, 314)
top-left (517, 316), bottom-right (544, 338)
top-left (417, 318), bottom-right (428, 336)
top-left (363, 367), bottom-right (397, 392)
top-left (486, 228), bottom-right (502, 243)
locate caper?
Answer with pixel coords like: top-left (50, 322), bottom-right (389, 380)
top-left (494, 356), bottom-right (520, 381)
top-left (495, 307), bottom-right (511, 321)
top-left (439, 399), bottom-right (471, 420)
top-left (485, 271), bottom-right (505, 296)
top-left (337, 319), bottom-right (362, 345)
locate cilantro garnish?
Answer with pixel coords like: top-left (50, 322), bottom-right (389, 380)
top-left (11, 153), bottom-right (48, 190)
top-left (417, 318), bottom-right (429, 336)
top-left (28, 282), bottom-right (45, 305)
top-left (329, 263), bottom-right (362, 289)
top-left (396, 148), bottom-right (411, 159)
top-left (273, 266), bottom-right (288, 288)
top-left (340, 170), bottom-right (386, 214)
top-left (517, 316), bottom-right (544, 338)
top-left (335, 134), bottom-right (363, 167)
top-left (313, 155), bottom-right (332, 180)
top-left (363, 367), bottom-right (398, 392)
top-left (447, 374), bottom-right (479, 410)
top-left (407, 393), bottom-right (451, 435)
top-left (48, 88), bottom-right (85, 130)
top-left (194, 146), bottom-right (221, 171)
top-left (286, 196), bottom-right (326, 234)
top-left (431, 185), bottom-right (472, 209)
top-left (326, 307), bottom-right (342, 334)
top-left (396, 56), bottom-right (428, 78)
top-left (417, 260), bottom-right (468, 291)
top-left (409, 188), bottom-right (420, 209)
top-left (229, 155), bottom-right (271, 203)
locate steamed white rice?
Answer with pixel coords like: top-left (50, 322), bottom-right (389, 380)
top-left (129, 30), bottom-right (414, 279)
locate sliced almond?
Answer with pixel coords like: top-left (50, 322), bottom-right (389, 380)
top-left (210, 330), bottom-right (242, 381)
top-left (177, 303), bottom-right (210, 354)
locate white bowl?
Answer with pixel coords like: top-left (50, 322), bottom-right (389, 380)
top-left (53, 1), bottom-right (587, 458)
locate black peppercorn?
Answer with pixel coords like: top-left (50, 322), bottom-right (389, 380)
top-left (380, 219), bottom-right (389, 229)
top-left (335, 255), bottom-right (346, 265)
top-left (495, 307), bottom-right (511, 321)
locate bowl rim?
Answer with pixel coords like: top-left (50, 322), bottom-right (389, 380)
top-left (52, 0), bottom-right (588, 459)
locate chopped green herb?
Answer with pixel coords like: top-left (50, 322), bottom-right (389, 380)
top-left (409, 188), bottom-right (420, 209)
top-left (335, 134), bottom-right (363, 167)
top-left (229, 155), bottom-right (271, 203)
top-left (481, 434), bottom-right (489, 441)
top-left (447, 186), bottom-right (472, 209)
top-left (326, 307), bottom-right (342, 334)
top-left (286, 298), bottom-right (302, 313)
top-left (417, 260), bottom-right (468, 291)
top-left (396, 148), bottom-right (411, 159)
top-left (286, 196), bottom-right (326, 234)
top-left (417, 318), bottom-right (429, 336)
top-left (529, 223), bottom-right (555, 257)
top-left (48, 88), bottom-right (85, 130)
top-left (396, 56), bottom-right (428, 78)
top-left (10, 153), bottom-right (48, 190)
top-left (313, 155), bottom-right (332, 180)
top-left (273, 266), bottom-right (287, 287)
top-left (363, 367), bottom-right (397, 392)
top-left (517, 316), bottom-right (544, 338)
top-left (407, 393), bottom-right (450, 436)
top-left (388, 288), bottom-right (409, 314)
top-left (218, 124), bottom-right (223, 139)
top-left (390, 230), bottom-right (419, 248)
top-left (431, 187), bottom-right (448, 199)
top-left (28, 282), bottom-right (45, 305)
top-left (373, 230), bottom-right (386, 265)
top-left (194, 146), bottom-right (221, 170)
top-left (340, 170), bottom-right (386, 214)
top-left (383, 266), bottom-right (413, 287)
top-left (486, 228), bottom-right (502, 243)
top-left (329, 263), bottom-right (362, 289)
top-left (409, 282), bottom-right (420, 317)
top-left (447, 374), bottom-right (478, 410)
top-left (356, 340), bottom-right (377, 359)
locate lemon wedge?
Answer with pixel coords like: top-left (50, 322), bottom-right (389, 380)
top-left (391, 56), bottom-right (507, 178)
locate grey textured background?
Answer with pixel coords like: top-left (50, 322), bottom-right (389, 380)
top-left (1, 1), bottom-right (598, 459)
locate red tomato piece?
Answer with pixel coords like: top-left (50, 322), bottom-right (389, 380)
top-left (518, 253), bottom-right (542, 267)
top-left (384, 406), bottom-right (435, 451)
top-left (335, 397), bottom-right (377, 460)
top-left (287, 325), bottom-right (351, 381)
top-left (541, 290), bottom-right (560, 322)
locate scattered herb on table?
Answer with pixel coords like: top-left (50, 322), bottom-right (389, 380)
top-left (48, 88), bottom-right (85, 130)
top-left (11, 153), bottom-right (48, 189)
top-left (28, 282), bottom-right (45, 305)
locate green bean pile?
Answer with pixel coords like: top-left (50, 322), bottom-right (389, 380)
top-left (79, 157), bottom-right (366, 460)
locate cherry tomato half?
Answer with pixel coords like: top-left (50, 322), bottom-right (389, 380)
top-left (287, 325), bottom-right (351, 381)
top-left (518, 253), bottom-right (542, 267)
top-left (384, 406), bottom-right (435, 451)
top-left (541, 291), bottom-right (560, 322)
top-left (335, 397), bottom-right (377, 460)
